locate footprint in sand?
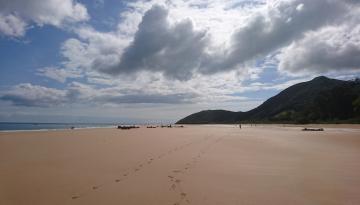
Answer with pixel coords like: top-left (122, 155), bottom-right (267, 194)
top-left (72, 196), bottom-right (80, 199)
top-left (123, 173), bottom-right (128, 176)
top-left (92, 186), bottom-right (98, 190)
top-left (170, 183), bottom-right (177, 190)
top-left (115, 179), bottom-right (121, 182)
top-left (173, 170), bottom-right (182, 173)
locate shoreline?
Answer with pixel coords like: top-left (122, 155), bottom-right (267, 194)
top-left (1, 123), bottom-right (360, 133)
top-left (179, 123), bottom-right (360, 129)
top-left (0, 126), bottom-right (116, 133)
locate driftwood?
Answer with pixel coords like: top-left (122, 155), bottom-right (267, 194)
top-left (302, 128), bottom-right (324, 131)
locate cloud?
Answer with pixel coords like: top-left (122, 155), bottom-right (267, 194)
top-left (61, 29), bottom-right (128, 71)
top-left (57, 1), bottom-right (266, 81)
top-left (0, 0), bottom-right (89, 37)
top-left (37, 67), bottom-right (82, 83)
top-left (58, 0), bottom-right (359, 81)
top-left (102, 93), bottom-right (197, 104)
top-left (0, 82), bottom-right (200, 107)
top-left (0, 13), bottom-right (26, 36)
top-left (97, 5), bottom-right (208, 80)
top-left (201, 0), bottom-right (349, 73)
top-left (0, 83), bottom-right (67, 107)
top-left (66, 81), bottom-right (200, 105)
top-left (279, 24), bottom-right (360, 75)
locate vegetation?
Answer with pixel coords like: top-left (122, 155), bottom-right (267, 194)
top-left (177, 76), bottom-right (360, 124)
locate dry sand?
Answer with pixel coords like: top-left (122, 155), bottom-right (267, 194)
top-left (1, 125), bottom-right (360, 205)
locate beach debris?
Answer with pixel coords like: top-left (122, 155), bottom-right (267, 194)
top-left (117, 125), bottom-right (140, 130)
top-left (161, 124), bottom-right (173, 128)
top-left (147, 126), bottom-right (157, 128)
top-left (302, 128), bottom-right (324, 131)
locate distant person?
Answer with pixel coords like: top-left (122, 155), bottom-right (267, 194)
top-left (239, 124), bottom-right (241, 129)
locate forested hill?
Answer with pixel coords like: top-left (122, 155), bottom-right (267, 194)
top-left (176, 76), bottom-right (360, 124)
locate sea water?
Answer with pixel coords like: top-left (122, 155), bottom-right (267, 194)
top-left (0, 122), bottom-right (117, 131)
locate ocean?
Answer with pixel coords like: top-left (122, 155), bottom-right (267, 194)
top-left (0, 122), bottom-right (117, 131)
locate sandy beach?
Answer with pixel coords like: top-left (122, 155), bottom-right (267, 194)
top-left (1, 125), bottom-right (360, 205)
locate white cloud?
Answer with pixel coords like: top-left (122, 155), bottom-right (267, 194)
top-left (0, 67), bottom-right (264, 108)
top-left (0, 83), bottom-right (67, 107)
top-left (279, 24), bottom-right (360, 75)
top-left (61, 27), bottom-right (128, 72)
top-left (60, 2), bottom-right (262, 80)
top-left (0, 81), bottom-right (201, 107)
top-left (99, 5), bottom-right (208, 80)
top-left (37, 67), bottom-right (82, 83)
top-left (201, 0), bottom-right (349, 73)
top-left (0, 13), bottom-right (26, 37)
top-left (55, 0), bottom-right (359, 82)
top-left (119, 0), bottom-right (265, 45)
top-left (0, 0), bottom-right (89, 37)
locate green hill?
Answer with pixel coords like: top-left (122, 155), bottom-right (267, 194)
top-left (177, 76), bottom-right (360, 124)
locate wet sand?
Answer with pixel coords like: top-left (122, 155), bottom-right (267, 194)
top-left (1, 125), bottom-right (360, 205)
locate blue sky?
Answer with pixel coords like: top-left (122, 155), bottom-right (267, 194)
top-left (0, 0), bottom-right (359, 123)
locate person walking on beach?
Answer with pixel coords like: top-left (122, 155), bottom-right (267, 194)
top-left (239, 124), bottom-right (241, 129)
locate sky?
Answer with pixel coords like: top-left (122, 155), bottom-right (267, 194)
top-left (0, 0), bottom-right (359, 123)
